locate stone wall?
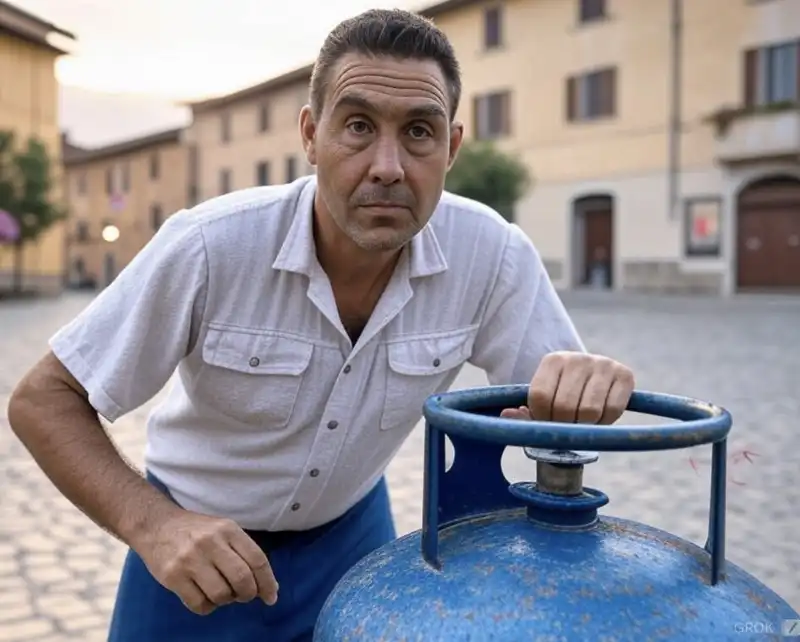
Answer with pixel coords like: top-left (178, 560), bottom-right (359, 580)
top-left (620, 261), bottom-right (723, 295)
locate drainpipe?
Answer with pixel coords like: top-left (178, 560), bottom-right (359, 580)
top-left (668, 0), bottom-right (683, 220)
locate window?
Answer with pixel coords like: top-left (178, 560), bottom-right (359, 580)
top-left (285, 156), bottom-right (297, 183)
top-left (473, 91), bottom-right (512, 140)
top-left (151, 204), bottom-right (163, 230)
top-left (744, 40), bottom-right (800, 107)
top-left (149, 153), bottom-right (160, 180)
top-left (256, 161), bottom-right (270, 186)
top-left (579, 0), bottom-right (606, 23)
top-left (258, 103), bottom-right (270, 132)
top-left (221, 112), bottom-right (231, 143)
top-left (220, 168), bottom-right (231, 194)
top-left (75, 221), bottom-right (89, 242)
top-left (121, 163), bottom-right (130, 192)
top-left (484, 7), bottom-right (502, 49)
top-left (566, 67), bottom-right (617, 121)
top-left (105, 167), bottom-right (113, 195)
top-left (75, 172), bottom-right (87, 195)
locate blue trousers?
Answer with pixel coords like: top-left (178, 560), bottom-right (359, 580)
top-left (107, 472), bottom-right (396, 642)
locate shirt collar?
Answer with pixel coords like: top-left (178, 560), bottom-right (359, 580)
top-left (272, 175), bottom-right (448, 278)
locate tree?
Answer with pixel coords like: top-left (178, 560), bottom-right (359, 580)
top-left (445, 140), bottom-right (531, 223)
top-left (0, 130), bottom-right (66, 293)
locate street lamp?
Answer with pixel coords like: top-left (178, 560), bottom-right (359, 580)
top-left (101, 224), bottom-right (120, 243)
top-left (100, 224), bottom-right (120, 288)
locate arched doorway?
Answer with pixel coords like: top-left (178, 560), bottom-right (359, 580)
top-left (736, 176), bottom-right (800, 290)
top-left (572, 194), bottom-right (614, 289)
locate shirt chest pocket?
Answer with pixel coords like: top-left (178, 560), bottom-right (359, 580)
top-left (199, 326), bottom-right (314, 428)
top-left (380, 325), bottom-right (479, 432)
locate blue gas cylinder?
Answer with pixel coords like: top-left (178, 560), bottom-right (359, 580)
top-left (314, 386), bottom-right (799, 641)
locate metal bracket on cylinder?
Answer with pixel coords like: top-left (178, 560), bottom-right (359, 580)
top-left (420, 386), bottom-right (732, 586)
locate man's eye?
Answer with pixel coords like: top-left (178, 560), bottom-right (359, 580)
top-left (408, 125), bottom-right (432, 139)
top-left (346, 121), bottom-right (371, 134)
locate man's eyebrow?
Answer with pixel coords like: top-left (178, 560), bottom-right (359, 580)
top-left (332, 93), bottom-right (447, 120)
top-left (407, 104), bottom-right (447, 120)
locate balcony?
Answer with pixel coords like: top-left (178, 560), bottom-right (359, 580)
top-left (711, 104), bottom-right (800, 165)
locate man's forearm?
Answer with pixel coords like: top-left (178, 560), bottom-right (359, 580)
top-left (7, 361), bottom-right (182, 550)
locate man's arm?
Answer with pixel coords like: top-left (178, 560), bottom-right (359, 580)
top-left (470, 224), bottom-right (586, 386)
top-left (8, 351), bottom-right (182, 548)
top-left (469, 224), bottom-right (634, 423)
top-left (8, 211), bottom-right (208, 545)
top-left (6, 213), bottom-right (279, 612)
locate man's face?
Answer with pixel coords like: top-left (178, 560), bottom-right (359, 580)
top-left (301, 54), bottom-right (463, 253)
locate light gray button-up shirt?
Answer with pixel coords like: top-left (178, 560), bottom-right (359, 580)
top-left (49, 176), bottom-right (584, 531)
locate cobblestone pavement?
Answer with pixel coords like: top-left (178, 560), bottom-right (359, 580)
top-left (1, 291), bottom-right (799, 640)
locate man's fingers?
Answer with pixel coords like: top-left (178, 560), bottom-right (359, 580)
top-left (175, 578), bottom-right (216, 615)
top-left (599, 373), bottom-right (633, 424)
top-left (500, 406), bottom-right (531, 420)
top-left (528, 361), bottom-right (561, 421)
top-left (192, 563), bottom-right (236, 607)
top-left (550, 366), bottom-right (591, 423)
top-left (576, 372), bottom-right (613, 424)
top-left (228, 531), bottom-right (279, 606)
top-left (210, 543), bottom-right (259, 603)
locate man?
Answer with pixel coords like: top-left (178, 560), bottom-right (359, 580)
top-left (7, 8), bottom-right (634, 642)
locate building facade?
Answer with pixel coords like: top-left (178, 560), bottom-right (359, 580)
top-left (63, 128), bottom-right (188, 288)
top-left (0, 1), bottom-right (74, 294)
top-left (183, 66), bottom-right (315, 206)
top-left (83, 0), bottom-right (800, 295)
top-left (424, 0), bottom-right (800, 294)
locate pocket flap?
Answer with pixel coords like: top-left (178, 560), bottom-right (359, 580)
top-left (387, 326), bottom-right (478, 376)
top-left (202, 327), bottom-right (313, 376)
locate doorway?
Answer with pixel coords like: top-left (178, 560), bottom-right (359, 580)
top-left (572, 195), bottom-right (615, 289)
top-left (736, 176), bottom-right (800, 290)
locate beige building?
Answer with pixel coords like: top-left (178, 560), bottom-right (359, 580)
top-left (425, 0), bottom-right (800, 294)
top-left (183, 65), bottom-right (315, 206)
top-left (62, 128), bottom-right (188, 288)
top-left (0, 0), bottom-right (74, 293)
top-left (162, 0), bottom-right (800, 294)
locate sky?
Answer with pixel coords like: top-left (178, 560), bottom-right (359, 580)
top-left (15, 0), bottom-right (428, 146)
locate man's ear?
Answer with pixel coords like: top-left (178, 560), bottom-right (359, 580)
top-left (299, 105), bottom-right (317, 166)
top-left (447, 121), bottom-right (464, 170)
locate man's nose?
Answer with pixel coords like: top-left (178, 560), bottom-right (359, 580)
top-left (368, 136), bottom-right (404, 185)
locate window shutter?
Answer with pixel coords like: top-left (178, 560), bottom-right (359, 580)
top-left (796, 40), bottom-right (800, 101)
top-left (502, 91), bottom-right (511, 135)
top-left (566, 76), bottom-right (577, 121)
top-left (473, 95), bottom-right (483, 139)
top-left (604, 68), bottom-right (617, 116)
top-left (743, 48), bottom-right (758, 107)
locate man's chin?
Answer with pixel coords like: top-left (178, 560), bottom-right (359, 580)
top-left (350, 227), bottom-right (415, 252)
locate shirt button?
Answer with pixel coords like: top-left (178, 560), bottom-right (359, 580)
top-left (291, 502), bottom-right (301, 511)
top-left (249, 357), bottom-right (260, 367)
top-left (309, 469), bottom-right (320, 478)
top-left (432, 358), bottom-right (441, 367)
top-left (343, 364), bottom-right (351, 374)
top-left (327, 420), bottom-right (338, 430)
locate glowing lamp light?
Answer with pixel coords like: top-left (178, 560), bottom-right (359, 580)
top-left (101, 225), bottom-right (120, 243)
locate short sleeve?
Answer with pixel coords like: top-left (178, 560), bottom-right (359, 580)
top-left (49, 211), bottom-right (208, 423)
top-left (469, 224), bottom-right (586, 385)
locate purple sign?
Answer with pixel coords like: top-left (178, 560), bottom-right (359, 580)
top-left (0, 210), bottom-right (20, 243)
